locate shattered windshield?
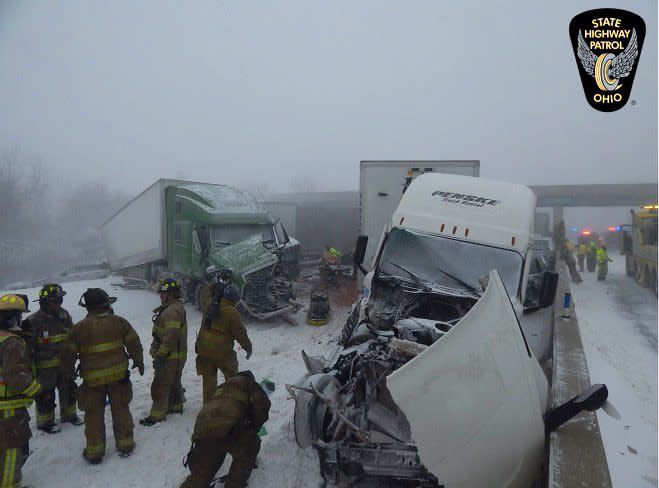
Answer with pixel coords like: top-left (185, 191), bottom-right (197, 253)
top-left (377, 227), bottom-right (523, 299)
top-left (210, 224), bottom-right (276, 249)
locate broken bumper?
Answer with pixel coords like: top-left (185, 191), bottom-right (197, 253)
top-left (314, 440), bottom-right (439, 486)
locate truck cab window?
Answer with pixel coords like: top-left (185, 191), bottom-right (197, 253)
top-left (192, 230), bottom-right (202, 254)
top-left (175, 201), bottom-right (183, 214)
top-left (377, 227), bottom-right (523, 300)
top-left (210, 224), bottom-right (277, 249)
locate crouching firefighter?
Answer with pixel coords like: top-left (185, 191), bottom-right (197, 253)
top-left (180, 371), bottom-right (271, 488)
top-left (22, 284), bottom-right (82, 433)
top-left (140, 278), bottom-right (187, 426)
top-left (196, 282), bottom-right (252, 403)
top-left (63, 288), bottom-right (144, 464)
top-left (0, 294), bottom-right (42, 488)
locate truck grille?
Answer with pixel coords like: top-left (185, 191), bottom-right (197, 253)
top-left (244, 266), bottom-right (274, 287)
top-left (243, 265), bottom-right (276, 311)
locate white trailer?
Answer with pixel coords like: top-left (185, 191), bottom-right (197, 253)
top-left (100, 179), bottom-right (182, 272)
top-left (359, 160), bottom-right (480, 266)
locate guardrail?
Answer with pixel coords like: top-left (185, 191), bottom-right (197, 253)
top-left (547, 256), bottom-right (612, 487)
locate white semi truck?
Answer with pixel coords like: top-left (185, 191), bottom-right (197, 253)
top-left (293, 173), bottom-right (608, 487)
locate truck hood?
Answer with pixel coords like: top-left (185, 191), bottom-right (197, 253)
top-left (387, 270), bottom-right (547, 488)
top-left (209, 234), bottom-right (278, 277)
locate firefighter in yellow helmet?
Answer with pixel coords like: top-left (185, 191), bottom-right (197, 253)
top-left (21, 284), bottom-right (82, 434)
top-left (63, 288), bottom-right (144, 464)
top-left (140, 278), bottom-right (187, 426)
top-left (0, 294), bottom-right (42, 488)
top-left (179, 371), bottom-right (271, 488)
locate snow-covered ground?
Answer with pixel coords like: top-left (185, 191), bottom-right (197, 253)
top-left (571, 258), bottom-right (658, 488)
top-left (2, 277), bottom-right (344, 487)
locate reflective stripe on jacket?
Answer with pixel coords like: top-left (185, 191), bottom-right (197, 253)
top-left (150, 299), bottom-right (187, 361)
top-left (22, 308), bottom-right (73, 372)
top-left (196, 293), bottom-right (251, 360)
top-left (0, 332), bottom-right (41, 410)
top-left (64, 311), bottom-right (143, 387)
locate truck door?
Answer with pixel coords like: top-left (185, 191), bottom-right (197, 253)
top-left (387, 270), bottom-right (547, 488)
top-left (170, 220), bottom-right (193, 273)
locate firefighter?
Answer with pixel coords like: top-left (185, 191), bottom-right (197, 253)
top-left (597, 244), bottom-right (613, 281)
top-left (577, 240), bottom-right (587, 273)
top-left (179, 371), bottom-right (271, 488)
top-left (586, 240), bottom-right (598, 272)
top-left (196, 284), bottom-right (252, 403)
top-left (63, 288), bottom-right (144, 464)
top-left (0, 294), bottom-right (42, 488)
top-left (21, 284), bottom-right (82, 433)
top-left (140, 278), bottom-right (187, 426)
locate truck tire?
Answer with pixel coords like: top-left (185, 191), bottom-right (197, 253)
top-left (626, 256), bottom-right (634, 276)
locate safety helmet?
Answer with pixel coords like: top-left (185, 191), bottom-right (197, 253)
top-left (0, 294), bottom-right (28, 312)
top-left (78, 288), bottom-right (117, 309)
top-left (0, 294), bottom-right (28, 330)
top-left (222, 284), bottom-right (241, 304)
top-left (158, 278), bottom-right (181, 293)
top-left (37, 283), bottom-right (67, 302)
top-left (235, 370), bottom-right (255, 382)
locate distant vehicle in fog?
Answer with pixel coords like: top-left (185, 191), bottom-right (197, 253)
top-left (34, 263), bottom-right (111, 286)
top-left (621, 205), bottom-right (658, 296)
top-left (2, 281), bottom-right (34, 291)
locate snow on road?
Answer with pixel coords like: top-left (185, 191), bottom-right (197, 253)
top-left (2, 277), bottom-right (344, 488)
top-left (571, 258), bottom-right (658, 488)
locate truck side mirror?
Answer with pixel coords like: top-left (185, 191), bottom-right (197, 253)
top-left (353, 235), bottom-right (369, 275)
top-left (538, 271), bottom-right (559, 308)
top-left (544, 384), bottom-right (608, 433)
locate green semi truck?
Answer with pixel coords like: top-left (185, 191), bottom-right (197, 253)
top-left (100, 179), bottom-right (301, 319)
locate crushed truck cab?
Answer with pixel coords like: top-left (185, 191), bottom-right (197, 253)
top-left (291, 174), bottom-right (604, 487)
top-left (101, 179), bottom-right (301, 319)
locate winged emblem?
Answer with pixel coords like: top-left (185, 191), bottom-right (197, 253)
top-left (576, 29), bottom-right (639, 91)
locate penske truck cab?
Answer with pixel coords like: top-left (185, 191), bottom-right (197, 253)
top-left (295, 174), bottom-right (603, 488)
top-left (354, 173), bottom-right (558, 325)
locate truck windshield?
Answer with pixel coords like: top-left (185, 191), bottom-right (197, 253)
top-left (377, 227), bottom-right (523, 299)
top-left (211, 224), bottom-right (276, 249)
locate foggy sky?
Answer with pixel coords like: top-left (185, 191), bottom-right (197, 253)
top-left (0, 1), bottom-right (656, 207)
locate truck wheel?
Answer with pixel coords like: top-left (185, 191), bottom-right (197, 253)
top-left (641, 265), bottom-right (650, 288)
top-left (625, 256), bottom-right (634, 276)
